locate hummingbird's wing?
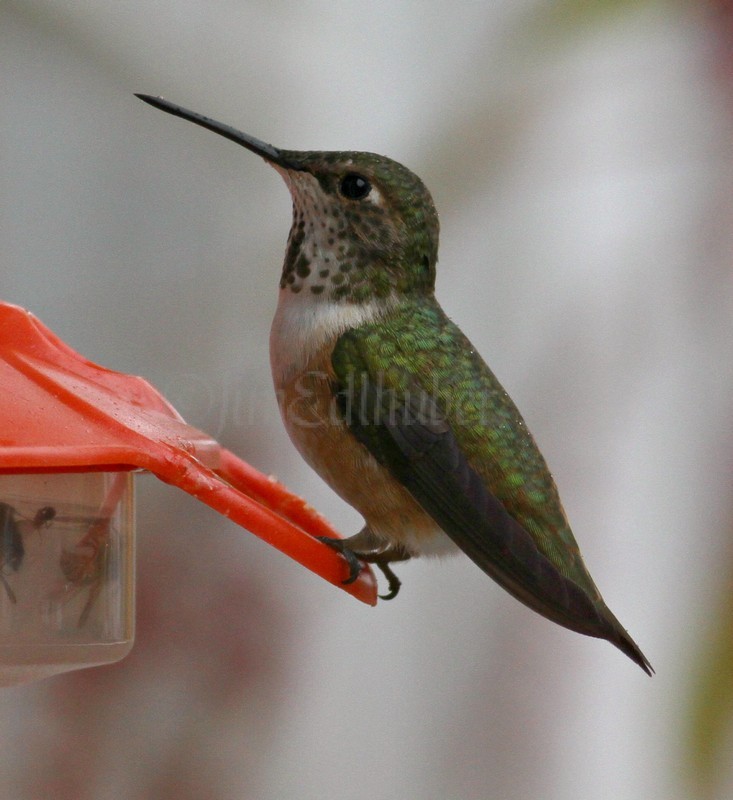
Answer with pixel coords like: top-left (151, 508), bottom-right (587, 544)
top-left (331, 309), bottom-right (652, 674)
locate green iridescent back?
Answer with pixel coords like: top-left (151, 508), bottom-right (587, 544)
top-left (332, 295), bottom-right (602, 600)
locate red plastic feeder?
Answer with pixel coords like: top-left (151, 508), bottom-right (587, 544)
top-left (0, 301), bottom-right (376, 686)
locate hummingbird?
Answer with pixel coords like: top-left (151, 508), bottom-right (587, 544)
top-left (137, 94), bottom-right (653, 674)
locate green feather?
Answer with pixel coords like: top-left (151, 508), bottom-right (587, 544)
top-left (332, 296), bottom-right (597, 595)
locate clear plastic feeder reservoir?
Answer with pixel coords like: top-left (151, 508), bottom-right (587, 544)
top-left (0, 472), bottom-right (134, 686)
top-left (0, 300), bottom-right (375, 686)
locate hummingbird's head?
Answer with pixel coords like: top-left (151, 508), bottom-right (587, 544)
top-left (135, 96), bottom-right (439, 304)
top-left (269, 149), bottom-right (439, 302)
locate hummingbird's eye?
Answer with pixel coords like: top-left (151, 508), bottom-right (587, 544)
top-left (339, 173), bottom-right (371, 200)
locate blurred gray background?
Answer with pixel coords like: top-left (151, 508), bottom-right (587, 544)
top-left (2, 1), bottom-right (733, 798)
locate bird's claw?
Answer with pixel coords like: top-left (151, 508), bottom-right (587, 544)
top-left (316, 536), bottom-right (403, 599)
top-left (374, 561), bottom-right (401, 601)
top-left (316, 536), bottom-right (363, 585)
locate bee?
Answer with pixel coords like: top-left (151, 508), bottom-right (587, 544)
top-left (0, 502), bottom-right (56, 603)
top-left (58, 516), bottom-right (111, 627)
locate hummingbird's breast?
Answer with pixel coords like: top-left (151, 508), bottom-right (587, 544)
top-left (269, 291), bottom-right (452, 556)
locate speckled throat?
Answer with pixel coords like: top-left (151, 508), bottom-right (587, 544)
top-left (279, 171), bottom-right (394, 304)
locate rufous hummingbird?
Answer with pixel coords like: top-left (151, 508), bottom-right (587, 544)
top-left (137, 94), bottom-right (652, 674)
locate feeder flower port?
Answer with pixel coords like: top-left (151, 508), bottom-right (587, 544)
top-left (0, 301), bottom-right (376, 686)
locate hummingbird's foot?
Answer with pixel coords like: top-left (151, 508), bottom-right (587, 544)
top-left (373, 561), bottom-right (401, 601)
top-left (315, 536), bottom-right (364, 585)
top-left (357, 546), bottom-right (411, 601)
top-left (316, 536), bottom-right (411, 599)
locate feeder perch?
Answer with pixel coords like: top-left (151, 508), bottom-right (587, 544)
top-left (0, 301), bottom-right (376, 686)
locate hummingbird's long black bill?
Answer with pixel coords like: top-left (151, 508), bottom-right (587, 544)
top-left (135, 94), bottom-right (300, 170)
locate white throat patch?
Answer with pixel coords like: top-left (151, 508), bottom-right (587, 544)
top-left (269, 293), bottom-right (393, 385)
